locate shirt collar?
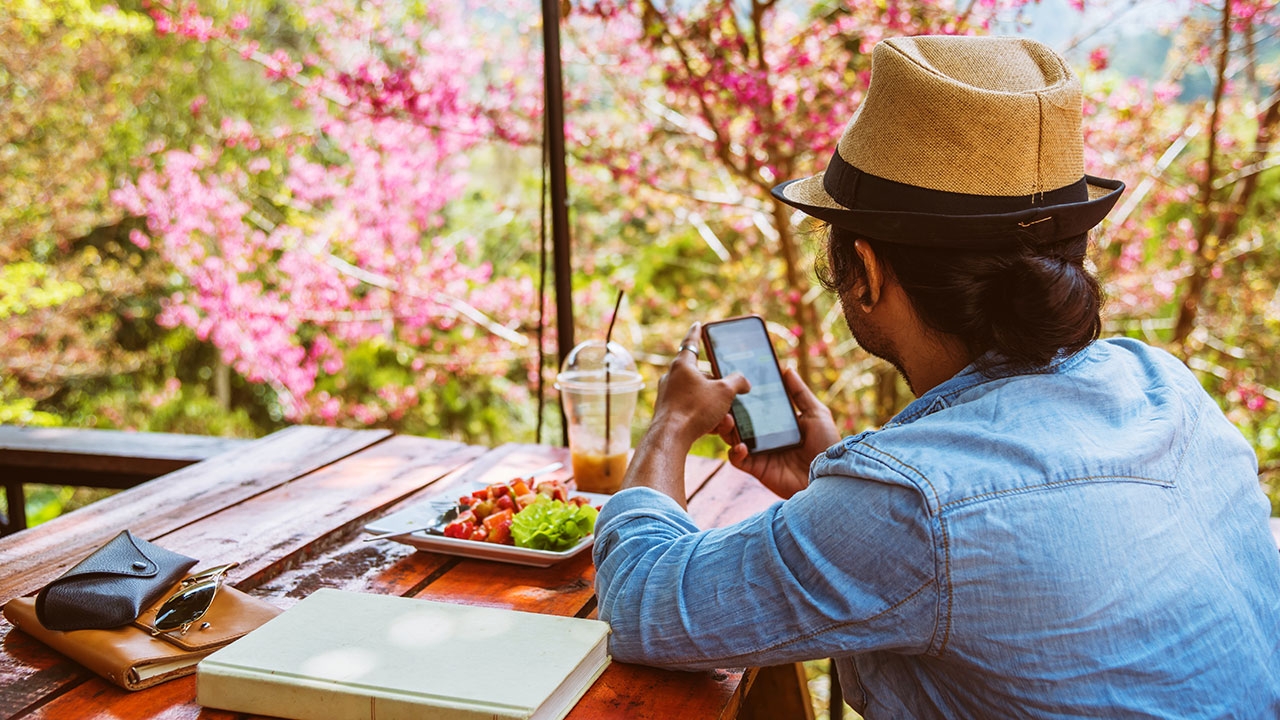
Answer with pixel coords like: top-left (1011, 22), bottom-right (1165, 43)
top-left (884, 345), bottom-right (1094, 427)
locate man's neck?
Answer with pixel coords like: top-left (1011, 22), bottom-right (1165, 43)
top-left (898, 331), bottom-right (973, 398)
top-left (854, 268), bottom-right (974, 398)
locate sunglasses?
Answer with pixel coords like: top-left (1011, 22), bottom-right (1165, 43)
top-left (150, 562), bottom-right (239, 636)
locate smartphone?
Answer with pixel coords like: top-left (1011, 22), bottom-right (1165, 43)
top-left (701, 315), bottom-right (802, 454)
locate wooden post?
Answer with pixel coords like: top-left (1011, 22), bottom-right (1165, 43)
top-left (739, 662), bottom-right (815, 720)
top-left (541, 0), bottom-right (574, 446)
top-left (2, 480), bottom-right (25, 534)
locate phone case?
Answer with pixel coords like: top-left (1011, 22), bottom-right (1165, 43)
top-left (701, 316), bottom-right (802, 453)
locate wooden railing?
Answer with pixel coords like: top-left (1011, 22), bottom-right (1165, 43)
top-left (0, 425), bottom-right (249, 535)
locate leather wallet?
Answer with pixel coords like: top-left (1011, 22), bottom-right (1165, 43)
top-left (35, 530), bottom-right (197, 631)
top-left (4, 580), bottom-right (282, 691)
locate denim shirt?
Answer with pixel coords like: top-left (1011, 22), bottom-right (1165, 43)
top-left (593, 338), bottom-right (1280, 719)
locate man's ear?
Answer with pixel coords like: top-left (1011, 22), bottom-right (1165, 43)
top-left (852, 239), bottom-right (882, 311)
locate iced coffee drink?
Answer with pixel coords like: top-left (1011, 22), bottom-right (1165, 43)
top-left (556, 340), bottom-right (643, 495)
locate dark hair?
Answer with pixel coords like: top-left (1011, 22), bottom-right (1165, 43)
top-left (817, 225), bottom-right (1104, 373)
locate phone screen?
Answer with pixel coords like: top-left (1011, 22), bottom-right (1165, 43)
top-left (702, 316), bottom-right (802, 454)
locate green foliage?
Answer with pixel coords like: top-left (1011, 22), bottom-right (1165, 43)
top-left (1239, 413), bottom-right (1280, 516)
top-left (0, 262), bottom-right (85, 316)
top-left (11, 485), bottom-right (119, 528)
top-left (0, 262), bottom-right (68, 430)
top-left (0, 383), bottom-right (62, 426)
top-left (309, 335), bottom-right (542, 444)
top-left (21, 485), bottom-right (78, 527)
top-left (11, 0), bottom-right (151, 37)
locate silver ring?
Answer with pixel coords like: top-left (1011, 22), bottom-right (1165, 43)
top-left (678, 344), bottom-right (699, 358)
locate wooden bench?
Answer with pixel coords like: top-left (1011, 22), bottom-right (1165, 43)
top-left (0, 425), bottom-right (250, 535)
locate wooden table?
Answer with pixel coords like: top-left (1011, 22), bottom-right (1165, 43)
top-left (0, 426), bottom-right (811, 719)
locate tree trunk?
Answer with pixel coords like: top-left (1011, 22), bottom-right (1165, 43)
top-left (1172, 67), bottom-right (1280, 351)
top-left (770, 199), bottom-right (814, 383)
top-left (1171, 0), bottom-right (1233, 354)
top-left (215, 361), bottom-right (232, 411)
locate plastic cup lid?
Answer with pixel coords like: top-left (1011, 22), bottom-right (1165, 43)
top-left (555, 340), bottom-right (645, 393)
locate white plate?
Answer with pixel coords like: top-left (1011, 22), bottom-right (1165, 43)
top-left (364, 491), bottom-right (610, 568)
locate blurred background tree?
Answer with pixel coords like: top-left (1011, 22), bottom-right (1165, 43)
top-left (1081, 0), bottom-right (1280, 511)
top-left (2, 0), bottom-right (1278, 522)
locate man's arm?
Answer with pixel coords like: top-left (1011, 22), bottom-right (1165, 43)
top-left (592, 473), bottom-right (939, 670)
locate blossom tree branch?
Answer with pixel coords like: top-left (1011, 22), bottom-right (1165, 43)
top-left (1173, 0), bottom-right (1280, 349)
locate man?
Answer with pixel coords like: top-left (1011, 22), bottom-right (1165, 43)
top-left (591, 35), bottom-right (1280, 718)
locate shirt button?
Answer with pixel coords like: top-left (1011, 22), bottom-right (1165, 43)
top-left (131, 561), bottom-right (147, 571)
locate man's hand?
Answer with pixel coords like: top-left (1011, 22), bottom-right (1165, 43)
top-left (619, 323), bottom-right (749, 506)
top-left (652, 323), bottom-right (751, 450)
top-left (714, 365), bottom-right (839, 499)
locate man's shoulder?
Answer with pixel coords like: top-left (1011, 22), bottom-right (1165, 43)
top-left (812, 338), bottom-right (1230, 514)
top-left (1084, 336), bottom-right (1193, 375)
top-left (948, 337), bottom-right (1204, 410)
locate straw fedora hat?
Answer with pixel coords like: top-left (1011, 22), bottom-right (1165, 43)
top-left (772, 35), bottom-right (1124, 249)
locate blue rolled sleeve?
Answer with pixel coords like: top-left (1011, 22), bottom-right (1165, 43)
top-left (592, 477), bottom-right (939, 671)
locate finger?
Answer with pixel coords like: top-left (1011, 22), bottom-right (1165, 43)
top-left (681, 322), bottom-right (701, 349)
top-left (723, 371), bottom-right (751, 395)
top-left (781, 367), bottom-right (824, 415)
top-left (712, 413), bottom-right (736, 438)
top-left (674, 322), bottom-right (702, 365)
top-left (713, 414), bottom-right (739, 449)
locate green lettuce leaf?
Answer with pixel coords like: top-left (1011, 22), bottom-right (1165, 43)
top-left (510, 497), bottom-right (599, 551)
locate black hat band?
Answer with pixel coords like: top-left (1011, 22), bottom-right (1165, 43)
top-left (822, 151), bottom-right (1090, 216)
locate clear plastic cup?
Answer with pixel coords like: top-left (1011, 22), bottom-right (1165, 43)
top-left (556, 340), bottom-right (644, 494)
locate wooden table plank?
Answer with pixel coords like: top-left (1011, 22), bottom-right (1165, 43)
top-left (683, 453), bottom-right (727, 500)
top-left (0, 427), bottom-right (398, 716)
top-left (687, 462), bottom-right (781, 529)
top-left (0, 435), bottom-right (479, 717)
top-left (257, 446), bottom-right (727, 619)
top-left (0, 621), bottom-right (86, 719)
top-left (22, 675), bottom-right (205, 720)
top-left (153, 435), bottom-right (483, 590)
top-left (581, 663), bottom-right (750, 720)
top-left (414, 552), bottom-right (597, 613)
top-left (204, 443), bottom-right (581, 612)
top-left (255, 537), bottom-right (458, 610)
top-left (249, 458), bottom-right (539, 609)
top-left (0, 426), bottom-right (391, 608)
top-left (249, 442), bottom-right (580, 610)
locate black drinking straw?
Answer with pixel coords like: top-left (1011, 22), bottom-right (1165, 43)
top-left (604, 289), bottom-right (624, 476)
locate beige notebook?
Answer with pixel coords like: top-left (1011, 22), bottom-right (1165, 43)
top-left (196, 589), bottom-right (611, 720)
